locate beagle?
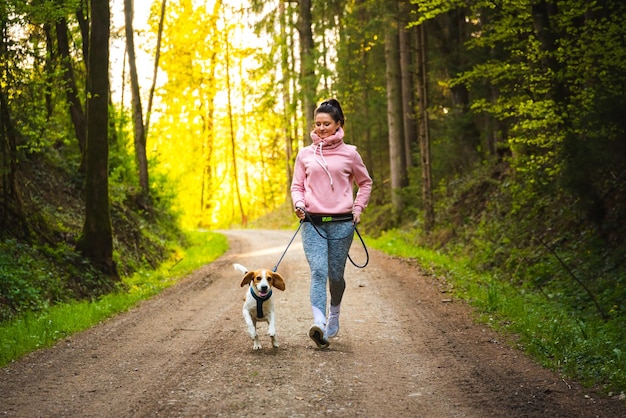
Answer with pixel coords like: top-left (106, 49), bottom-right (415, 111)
top-left (234, 263), bottom-right (286, 350)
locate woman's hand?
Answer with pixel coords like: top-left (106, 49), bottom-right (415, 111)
top-left (352, 206), bottom-right (362, 224)
top-left (294, 207), bottom-right (305, 220)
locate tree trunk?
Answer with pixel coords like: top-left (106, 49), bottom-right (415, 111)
top-left (297, 0), bottom-right (315, 143)
top-left (384, 2), bottom-right (407, 216)
top-left (439, 8), bottom-right (481, 165)
top-left (399, 0), bottom-right (417, 170)
top-left (124, 0), bottom-right (150, 208)
top-left (0, 72), bottom-right (29, 237)
top-left (416, 23), bottom-right (434, 231)
top-left (200, 0), bottom-right (220, 223)
top-left (279, 1), bottom-right (295, 201)
top-left (145, 0), bottom-right (166, 139)
top-left (0, 16), bottom-right (29, 237)
top-left (76, 0), bottom-right (90, 66)
top-left (43, 23), bottom-right (54, 119)
top-left (532, 0), bottom-right (566, 103)
top-left (224, 32), bottom-right (246, 226)
top-left (77, 0), bottom-right (118, 280)
top-left (56, 18), bottom-right (88, 158)
top-left (201, 106), bottom-right (215, 222)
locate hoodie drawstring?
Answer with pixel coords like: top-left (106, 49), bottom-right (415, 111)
top-left (313, 142), bottom-right (334, 190)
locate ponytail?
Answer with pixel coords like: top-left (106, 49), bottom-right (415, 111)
top-left (315, 99), bottom-right (345, 126)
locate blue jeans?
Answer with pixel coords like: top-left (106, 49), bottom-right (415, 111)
top-left (301, 221), bottom-right (354, 321)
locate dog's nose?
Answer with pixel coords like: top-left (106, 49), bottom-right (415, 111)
top-left (260, 285), bottom-right (268, 292)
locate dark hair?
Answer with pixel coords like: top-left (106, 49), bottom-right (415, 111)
top-left (315, 99), bottom-right (345, 126)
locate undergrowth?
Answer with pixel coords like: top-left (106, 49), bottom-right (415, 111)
top-left (368, 229), bottom-right (626, 396)
top-left (0, 230), bottom-right (228, 368)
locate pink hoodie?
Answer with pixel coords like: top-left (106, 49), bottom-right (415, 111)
top-left (291, 128), bottom-right (372, 216)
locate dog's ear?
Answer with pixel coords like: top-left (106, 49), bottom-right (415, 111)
top-left (240, 271), bottom-right (255, 287)
top-left (271, 272), bottom-right (286, 291)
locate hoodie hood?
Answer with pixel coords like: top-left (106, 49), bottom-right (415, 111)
top-left (310, 126), bottom-right (344, 149)
top-left (310, 127), bottom-right (345, 190)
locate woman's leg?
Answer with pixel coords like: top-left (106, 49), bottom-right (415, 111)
top-left (327, 221), bottom-right (354, 307)
top-left (326, 221), bottom-right (354, 338)
top-left (302, 222), bottom-right (329, 326)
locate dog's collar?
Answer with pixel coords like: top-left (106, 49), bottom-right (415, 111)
top-left (250, 286), bottom-right (272, 318)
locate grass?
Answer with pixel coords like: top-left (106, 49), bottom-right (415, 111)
top-left (368, 229), bottom-right (626, 396)
top-left (0, 230), bottom-right (228, 368)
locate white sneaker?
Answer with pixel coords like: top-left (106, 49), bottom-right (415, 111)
top-left (309, 324), bottom-right (329, 349)
top-left (327, 314), bottom-right (340, 338)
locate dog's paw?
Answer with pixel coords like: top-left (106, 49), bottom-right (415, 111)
top-left (253, 341), bottom-right (262, 350)
top-left (267, 328), bottom-right (276, 337)
top-left (248, 327), bottom-right (257, 340)
top-left (271, 336), bottom-right (279, 349)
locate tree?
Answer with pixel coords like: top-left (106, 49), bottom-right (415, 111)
top-left (55, 17), bottom-right (87, 161)
top-left (333, 0), bottom-right (387, 200)
top-left (279, 1), bottom-right (297, 199)
top-left (399, 0), bottom-right (417, 170)
top-left (149, 0), bottom-right (227, 227)
top-left (0, 28), bottom-right (29, 237)
top-left (145, 0), bottom-right (166, 139)
top-left (433, 7), bottom-right (482, 171)
top-left (296, 0), bottom-right (315, 142)
top-left (77, 0), bottom-right (118, 279)
top-left (249, 0), bottom-right (300, 201)
top-left (199, 0), bottom-right (220, 225)
top-left (124, 0), bottom-right (150, 207)
top-left (384, 0), bottom-right (407, 216)
top-left (224, 25), bottom-right (246, 226)
top-left (415, 22), bottom-right (433, 231)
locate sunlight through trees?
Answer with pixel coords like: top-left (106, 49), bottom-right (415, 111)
top-left (122, 0), bottom-right (290, 228)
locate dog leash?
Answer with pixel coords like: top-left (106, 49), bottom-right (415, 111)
top-left (301, 209), bottom-right (369, 269)
top-left (349, 227), bottom-right (369, 268)
top-left (272, 221), bottom-right (303, 272)
top-left (272, 208), bottom-right (369, 272)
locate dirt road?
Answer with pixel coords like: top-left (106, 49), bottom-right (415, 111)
top-left (1, 229), bottom-right (624, 417)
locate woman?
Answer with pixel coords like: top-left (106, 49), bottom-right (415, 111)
top-left (291, 99), bottom-right (373, 349)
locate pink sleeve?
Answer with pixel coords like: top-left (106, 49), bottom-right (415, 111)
top-left (352, 151), bottom-right (372, 213)
top-left (290, 152), bottom-right (306, 208)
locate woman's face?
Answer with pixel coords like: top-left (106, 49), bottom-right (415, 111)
top-left (314, 112), bottom-right (340, 139)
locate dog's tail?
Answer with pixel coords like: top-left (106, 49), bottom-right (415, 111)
top-left (233, 263), bottom-right (248, 274)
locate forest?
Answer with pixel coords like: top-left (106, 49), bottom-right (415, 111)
top-left (0, 0), bottom-right (624, 394)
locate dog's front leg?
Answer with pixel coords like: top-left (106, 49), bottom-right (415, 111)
top-left (267, 311), bottom-right (279, 348)
top-left (243, 309), bottom-right (261, 350)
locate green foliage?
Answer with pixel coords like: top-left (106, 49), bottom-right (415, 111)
top-left (368, 230), bottom-right (626, 393)
top-left (0, 242), bottom-right (52, 318)
top-left (0, 237), bottom-right (124, 322)
top-left (0, 240), bottom-right (82, 321)
top-left (0, 105), bottom-right (190, 323)
top-left (0, 0), bottom-right (218, 338)
top-left (405, 0), bottom-right (626, 349)
top-left (0, 230), bottom-right (228, 367)
top-left (429, 159), bottom-right (625, 317)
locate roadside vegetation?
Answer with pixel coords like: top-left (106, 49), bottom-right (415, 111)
top-left (0, 230), bottom-right (227, 367)
top-left (369, 231), bottom-right (625, 397)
